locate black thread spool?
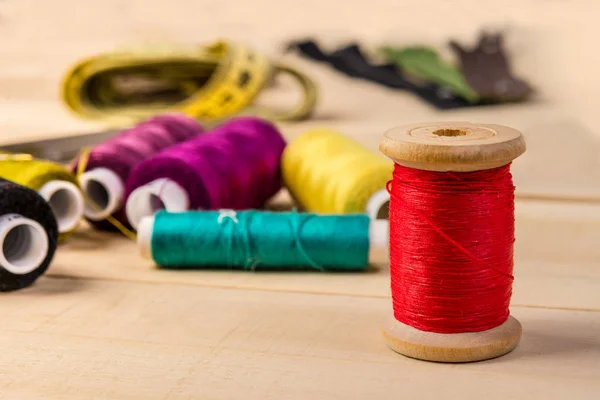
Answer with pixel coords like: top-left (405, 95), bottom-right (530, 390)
top-left (0, 179), bottom-right (58, 291)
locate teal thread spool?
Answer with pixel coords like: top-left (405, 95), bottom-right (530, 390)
top-left (137, 210), bottom-right (388, 271)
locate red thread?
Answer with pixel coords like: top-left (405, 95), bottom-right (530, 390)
top-left (388, 163), bottom-right (515, 334)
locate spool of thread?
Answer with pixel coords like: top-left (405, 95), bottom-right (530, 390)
top-left (0, 178), bottom-right (58, 291)
top-left (282, 129), bottom-right (392, 220)
top-left (378, 122), bottom-right (526, 363)
top-left (137, 210), bottom-right (388, 270)
top-left (125, 117), bottom-right (286, 230)
top-left (0, 155), bottom-right (83, 240)
top-left (73, 113), bottom-right (203, 229)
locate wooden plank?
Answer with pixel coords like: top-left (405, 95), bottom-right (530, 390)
top-left (0, 277), bottom-right (597, 399)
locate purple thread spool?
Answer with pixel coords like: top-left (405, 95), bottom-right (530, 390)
top-left (124, 117), bottom-right (287, 230)
top-left (73, 113), bottom-right (203, 229)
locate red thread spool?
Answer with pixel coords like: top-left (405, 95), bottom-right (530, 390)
top-left (379, 122), bottom-right (526, 363)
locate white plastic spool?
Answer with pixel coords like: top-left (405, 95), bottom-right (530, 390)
top-left (365, 189), bottom-right (390, 221)
top-left (0, 213), bottom-right (48, 275)
top-left (137, 215), bottom-right (155, 259)
top-left (78, 168), bottom-right (124, 221)
top-left (38, 180), bottom-right (85, 232)
top-left (125, 178), bottom-right (189, 230)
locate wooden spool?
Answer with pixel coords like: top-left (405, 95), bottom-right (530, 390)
top-left (379, 121), bottom-right (526, 363)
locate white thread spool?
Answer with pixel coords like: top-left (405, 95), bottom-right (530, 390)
top-left (369, 217), bottom-right (388, 249)
top-left (125, 178), bottom-right (189, 230)
top-left (136, 214), bottom-right (388, 260)
top-left (0, 213), bottom-right (48, 275)
top-left (137, 215), bottom-right (155, 259)
top-left (38, 180), bottom-right (84, 233)
top-left (365, 190), bottom-right (390, 256)
top-left (365, 189), bottom-right (390, 220)
top-left (78, 168), bottom-right (124, 221)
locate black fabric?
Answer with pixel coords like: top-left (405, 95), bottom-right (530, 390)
top-left (449, 32), bottom-right (533, 102)
top-left (286, 40), bottom-right (489, 110)
top-left (0, 179), bottom-right (58, 291)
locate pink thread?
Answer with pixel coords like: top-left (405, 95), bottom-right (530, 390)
top-left (126, 117), bottom-right (286, 211)
top-left (72, 113), bottom-right (203, 228)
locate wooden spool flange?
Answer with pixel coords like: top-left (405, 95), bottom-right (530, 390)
top-left (379, 121), bottom-right (526, 363)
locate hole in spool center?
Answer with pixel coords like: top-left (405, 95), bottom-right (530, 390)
top-left (433, 129), bottom-right (468, 137)
top-left (149, 194), bottom-right (165, 212)
top-left (48, 189), bottom-right (78, 225)
top-left (84, 180), bottom-right (110, 211)
top-left (376, 201), bottom-right (390, 220)
top-left (3, 225), bottom-right (38, 268)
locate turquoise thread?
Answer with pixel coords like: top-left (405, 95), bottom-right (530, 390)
top-left (150, 210), bottom-right (371, 271)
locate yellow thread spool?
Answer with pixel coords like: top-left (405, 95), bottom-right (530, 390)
top-left (0, 155), bottom-right (84, 241)
top-left (282, 129), bottom-right (393, 219)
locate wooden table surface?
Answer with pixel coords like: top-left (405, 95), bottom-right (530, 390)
top-left (0, 33), bottom-right (599, 399)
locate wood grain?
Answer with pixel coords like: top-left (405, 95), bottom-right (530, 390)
top-left (379, 122), bottom-right (526, 172)
top-left (0, 278), bottom-right (598, 399)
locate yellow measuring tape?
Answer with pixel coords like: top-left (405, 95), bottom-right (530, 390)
top-left (62, 40), bottom-right (317, 125)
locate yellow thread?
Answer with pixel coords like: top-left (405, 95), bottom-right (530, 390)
top-left (281, 129), bottom-right (393, 215)
top-left (75, 148), bottom-right (137, 241)
top-left (61, 40), bottom-right (317, 125)
top-left (0, 152), bottom-right (82, 242)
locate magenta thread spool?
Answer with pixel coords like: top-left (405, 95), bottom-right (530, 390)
top-left (73, 113), bottom-right (203, 229)
top-left (125, 117), bottom-right (286, 230)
